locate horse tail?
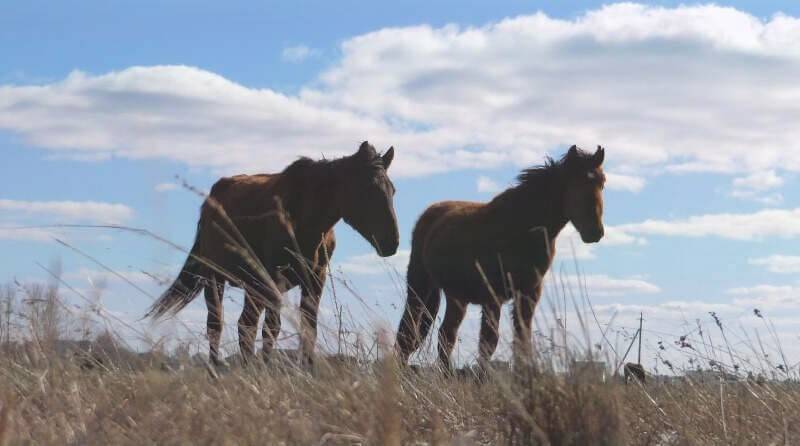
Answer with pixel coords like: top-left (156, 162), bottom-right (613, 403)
top-left (396, 205), bottom-right (446, 362)
top-left (405, 233), bottom-right (438, 315)
top-left (146, 224), bottom-right (207, 319)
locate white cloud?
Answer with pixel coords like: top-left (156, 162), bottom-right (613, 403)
top-left (552, 274), bottom-right (660, 296)
top-left (0, 199), bottom-right (133, 224)
top-left (730, 170), bottom-right (784, 204)
top-left (733, 170), bottom-right (783, 192)
top-left (64, 267), bottom-right (164, 287)
top-left (154, 182), bottom-right (178, 193)
top-left (281, 45), bottom-right (320, 62)
top-left (305, 4), bottom-right (800, 174)
top-left (617, 208), bottom-right (800, 241)
top-left (335, 249), bottom-right (410, 276)
top-left (749, 255), bottom-right (800, 274)
top-left (605, 172), bottom-right (645, 193)
top-left (476, 176), bottom-right (502, 193)
top-left (0, 66), bottom-right (411, 175)
top-left (602, 226), bottom-right (648, 247)
top-left (595, 300), bottom-right (737, 317)
top-left (1, 5), bottom-right (800, 178)
top-left (0, 199), bottom-right (133, 243)
top-left (0, 227), bottom-right (57, 241)
top-left (728, 285), bottom-right (800, 309)
top-left (556, 225), bottom-right (646, 260)
top-left (730, 189), bottom-right (783, 205)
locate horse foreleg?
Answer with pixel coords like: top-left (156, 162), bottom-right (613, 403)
top-left (204, 276), bottom-right (225, 367)
top-left (438, 296), bottom-right (467, 375)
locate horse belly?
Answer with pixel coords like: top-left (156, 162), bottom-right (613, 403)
top-left (424, 256), bottom-right (506, 305)
top-left (428, 249), bottom-right (548, 304)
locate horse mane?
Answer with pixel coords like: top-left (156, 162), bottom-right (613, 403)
top-left (489, 146), bottom-right (596, 207)
top-left (516, 146), bottom-right (596, 187)
top-left (281, 156), bottom-right (327, 177)
top-left (281, 150), bottom-right (384, 179)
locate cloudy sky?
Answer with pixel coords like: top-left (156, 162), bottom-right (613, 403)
top-left (3, 0), bottom-right (800, 373)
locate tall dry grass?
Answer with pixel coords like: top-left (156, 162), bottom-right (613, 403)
top-left (5, 197), bottom-right (800, 444)
top-left (0, 278), bottom-right (799, 445)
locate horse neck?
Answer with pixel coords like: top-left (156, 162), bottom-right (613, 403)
top-left (279, 164), bottom-right (342, 241)
top-left (489, 181), bottom-right (569, 241)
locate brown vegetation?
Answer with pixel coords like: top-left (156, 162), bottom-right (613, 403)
top-left (2, 281), bottom-right (800, 445)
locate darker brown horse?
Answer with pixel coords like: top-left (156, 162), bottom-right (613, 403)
top-left (624, 363), bottom-right (646, 384)
top-left (395, 145), bottom-right (606, 371)
top-left (147, 141), bottom-right (399, 366)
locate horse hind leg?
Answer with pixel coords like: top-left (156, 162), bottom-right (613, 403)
top-left (204, 275), bottom-right (225, 367)
top-left (395, 265), bottom-right (441, 365)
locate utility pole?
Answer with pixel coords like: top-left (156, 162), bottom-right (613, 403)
top-left (614, 313), bottom-right (646, 376)
top-left (637, 312), bottom-right (643, 364)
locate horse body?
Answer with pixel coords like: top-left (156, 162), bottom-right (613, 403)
top-left (195, 171), bottom-right (338, 290)
top-left (396, 145), bottom-right (606, 371)
top-left (148, 141), bottom-right (398, 366)
top-left (195, 172), bottom-right (339, 366)
top-left (420, 200), bottom-right (560, 302)
top-left (624, 362), bottom-right (646, 384)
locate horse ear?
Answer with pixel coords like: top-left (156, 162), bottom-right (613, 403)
top-left (594, 145), bottom-right (605, 167)
top-left (357, 141), bottom-right (376, 158)
top-left (382, 147), bottom-right (395, 169)
top-left (567, 145), bottom-right (579, 159)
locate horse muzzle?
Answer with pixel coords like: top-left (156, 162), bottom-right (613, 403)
top-left (580, 226), bottom-right (604, 244)
top-left (374, 237), bottom-right (399, 257)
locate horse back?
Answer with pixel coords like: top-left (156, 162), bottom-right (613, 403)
top-left (412, 201), bottom-right (484, 246)
top-left (205, 173), bottom-right (281, 218)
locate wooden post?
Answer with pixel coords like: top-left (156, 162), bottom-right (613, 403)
top-left (637, 312), bottom-right (643, 364)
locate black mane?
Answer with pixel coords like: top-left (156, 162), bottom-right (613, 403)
top-left (515, 146), bottom-right (596, 188)
top-left (281, 148), bottom-right (384, 179)
top-left (282, 156), bottom-right (318, 175)
top-left (489, 146), bottom-right (596, 208)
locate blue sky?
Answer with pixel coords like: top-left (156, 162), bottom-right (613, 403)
top-left (3, 1), bottom-right (800, 372)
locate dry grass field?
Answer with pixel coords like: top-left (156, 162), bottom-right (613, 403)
top-left (1, 282), bottom-right (800, 445)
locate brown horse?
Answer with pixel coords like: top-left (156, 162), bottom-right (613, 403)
top-left (624, 362), bottom-right (646, 384)
top-left (147, 141), bottom-right (399, 365)
top-left (395, 145), bottom-right (606, 371)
